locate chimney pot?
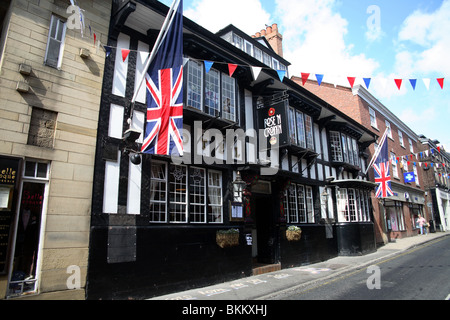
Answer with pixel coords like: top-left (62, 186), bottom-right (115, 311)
top-left (261, 29), bottom-right (266, 36)
top-left (266, 26), bottom-right (272, 33)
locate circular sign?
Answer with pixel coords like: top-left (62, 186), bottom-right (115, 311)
top-left (268, 108), bottom-right (275, 116)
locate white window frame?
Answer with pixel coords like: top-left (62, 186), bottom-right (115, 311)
top-left (169, 164), bottom-right (188, 223)
top-left (391, 152), bottom-right (399, 178)
top-left (413, 164), bottom-right (419, 186)
top-left (244, 40), bottom-right (253, 56)
top-left (408, 138), bottom-right (414, 153)
top-left (221, 74), bottom-right (236, 122)
top-left (385, 121), bottom-right (392, 139)
top-left (207, 170), bottom-right (223, 223)
top-left (189, 167), bottom-right (207, 223)
top-left (369, 107), bottom-right (378, 129)
top-left (398, 130), bottom-right (404, 147)
top-left (149, 161), bottom-right (168, 223)
top-left (187, 60), bottom-right (203, 110)
top-left (44, 15), bottom-right (67, 69)
top-left (205, 68), bottom-right (220, 117)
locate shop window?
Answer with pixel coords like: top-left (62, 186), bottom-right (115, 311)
top-left (150, 161), bottom-right (168, 222)
top-left (207, 170), bottom-right (223, 223)
top-left (8, 162), bottom-right (49, 297)
top-left (337, 188), bottom-right (371, 222)
top-left (189, 167), bottom-right (206, 223)
top-left (169, 164), bottom-right (187, 223)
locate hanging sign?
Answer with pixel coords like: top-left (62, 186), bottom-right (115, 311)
top-left (257, 100), bottom-right (289, 148)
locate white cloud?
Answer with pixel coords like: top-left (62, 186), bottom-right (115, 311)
top-left (396, 0), bottom-right (450, 76)
top-left (274, 0), bottom-right (379, 84)
top-left (184, 0), bottom-right (271, 34)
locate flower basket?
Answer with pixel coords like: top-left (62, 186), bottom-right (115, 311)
top-left (216, 229), bottom-right (239, 248)
top-left (286, 226), bottom-right (302, 241)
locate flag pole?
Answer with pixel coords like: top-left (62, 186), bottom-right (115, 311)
top-left (131, 0), bottom-right (181, 105)
top-left (364, 127), bottom-right (389, 175)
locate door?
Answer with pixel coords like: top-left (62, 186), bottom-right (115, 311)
top-left (254, 194), bottom-right (277, 264)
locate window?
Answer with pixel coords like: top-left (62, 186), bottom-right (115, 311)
top-left (369, 107), bottom-right (377, 128)
top-left (352, 139), bottom-right (360, 167)
top-left (305, 115), bottom-right (314, 150)
top-left (263, 52), bottom-right (271, 67)
top-left (287, 185), bottom-right (298, 223)
top-left (289, 108), bottom-right (297, 144)
top-left (150, 162), bottom-right (168, 222)
top-left (402, 158), bottom-right (408, 172)
top-left (305, 186), bottom-right (314, 223)
top-left (337, 188), bottom-right (371, 222)
top-left (330, 131), bottom-right (343, 162)
top-left (341, 134), bottom-right (348, 163)
top-left (208, 171), bottom-right (223, 223)
top-left (24, 161), bottom-right (49, 179)
top-left (254, 47), bottom-right (263, 62)
top-left (391, 152), bottom-right (399, 178)
top-left (186, 60), bottom-right (238, 122)
top-left (205, 69), bottom-right (220, 116)
top-left (187, 60), bottom-right (203, 110)
top-left (288, 108), bottom-right (314, 150)
top-left (244, 40), bottom-right (253, 56)
top-left (296, 111), bottom-right (306, 148)
top-left (284, 184), bottom-right (314, 223)
top-left (169, 164), bottom-right (187, 223)
top-left (272, 58), bottom-right (280, 70)
top-left (150, 163), bottom-right (223, 224)
top-left (413, 164), bottom-right (419, 186)
top-left (232, 33), bottom-right (243, 50)
top-left (45, 15), bottom-right (67, 68)
top-left (398, 130), bottom-right (404, 147)
top-left (222, 74), bottom-right (236, 121)
top-left (385, 121), bottom-right (392, 139)
top-left (189, 167), bottom-right (206, 223)
top-left (408, 138), bottom-right (414, 153)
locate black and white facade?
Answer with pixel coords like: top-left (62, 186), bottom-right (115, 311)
top-left (87, 0), bottom-right (378, 299)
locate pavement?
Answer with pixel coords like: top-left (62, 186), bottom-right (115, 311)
top-left (149, 231), bottom-right (450, 300)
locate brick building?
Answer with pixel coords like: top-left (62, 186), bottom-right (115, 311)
top-left (0, 0), bottom-right (109, 299)
top-left (295, 79), bottom-right (429, 244)
top-left (418, 135), bottom-right (450, 231)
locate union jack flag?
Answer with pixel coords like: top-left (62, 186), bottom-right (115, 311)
top-left (373, 135), bottom-right (393, 198)
top-left (141, 0), bottom-right (183, 156)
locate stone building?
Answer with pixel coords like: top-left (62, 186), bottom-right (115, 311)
top-left (0, 0), bottom-right (109, 299)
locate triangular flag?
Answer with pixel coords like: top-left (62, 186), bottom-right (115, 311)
top-left (139, 51), bottom-right (149, 64)
top-left (104, 45), bottom-right (112, 58)
top-left (301, 73), bottom-right (310, 85)
top-left (363, 78), bottom-right (371, 89)
top-left (121, 49), bottom-right (130, 62)
top-left (378, 77), bottom-right (387, 89)
top-left (204, 61), bottom-right (213, 73)
top-left (277, 70), bottom-right (286, 82)
top-left (423, 78), bottom-right (430, 90)
top-left (94, 33), bottom-right (97, 45)
top-left (315, 74), bottom-right (324, 86)
top-left (228, 63), bottom-right (237, 77)
top-left (251, 66), bottom-right (262, 80)
top-left (394, 79), bottom-right (402, 90)
top-left (437, 77), bottom-right (444, 89)
top-left (347, 77), bottom-right (356, 88)
top-left (409, 79), bottom-right (417, 90)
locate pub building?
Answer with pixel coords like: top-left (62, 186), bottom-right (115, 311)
top-left (87, 0), bottom-right (378, 299)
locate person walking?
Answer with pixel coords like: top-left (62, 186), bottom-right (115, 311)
top-left (417, 215), bottom-right (428, 235)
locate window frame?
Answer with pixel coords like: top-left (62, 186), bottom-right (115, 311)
top-left (44, 15), bottom-right (67, 69)
top-left (369, 107), bottom-right (378, 129)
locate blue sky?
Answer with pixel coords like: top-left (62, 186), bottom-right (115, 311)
top-left (160, 0), bottom-right (450, 148)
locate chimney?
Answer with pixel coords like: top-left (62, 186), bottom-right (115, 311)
top-left (253, 23), bottom-right (283, 57)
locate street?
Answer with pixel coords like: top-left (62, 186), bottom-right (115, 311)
top-left (272, 235), bottom-right (450, 300)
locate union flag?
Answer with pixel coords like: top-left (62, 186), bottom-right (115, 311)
top-left (373, 135), bottom-right (393, 198)
top-left (141, 0), bottom-right (183, 156)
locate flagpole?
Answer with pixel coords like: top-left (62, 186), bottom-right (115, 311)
top-left (130, 0), bottom-right (181, 105)
top-left (364, 127), bottom-right (389, 175)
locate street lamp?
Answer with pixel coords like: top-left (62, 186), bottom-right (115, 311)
top-left (232, 171), bottom-right (246, 203)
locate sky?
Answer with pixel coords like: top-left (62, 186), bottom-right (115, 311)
top-left (160, 0), bottom-right (450, 149)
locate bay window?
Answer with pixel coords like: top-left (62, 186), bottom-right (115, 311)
top-left (337, 188), bottom-right (371, 222)
top-left (330, 131), bottom-right (360, 167)
top-left (283, 184), bottom-right (315, 223)
top-left (288, 107), bottom-right (314, 150)
top-left (150, 162), bottom-right (223, 224)
top-left (186, 59), bottom-right (238, 122)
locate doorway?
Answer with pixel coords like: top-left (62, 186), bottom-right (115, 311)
top-left (7, 160), bottom-right (49, 297)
